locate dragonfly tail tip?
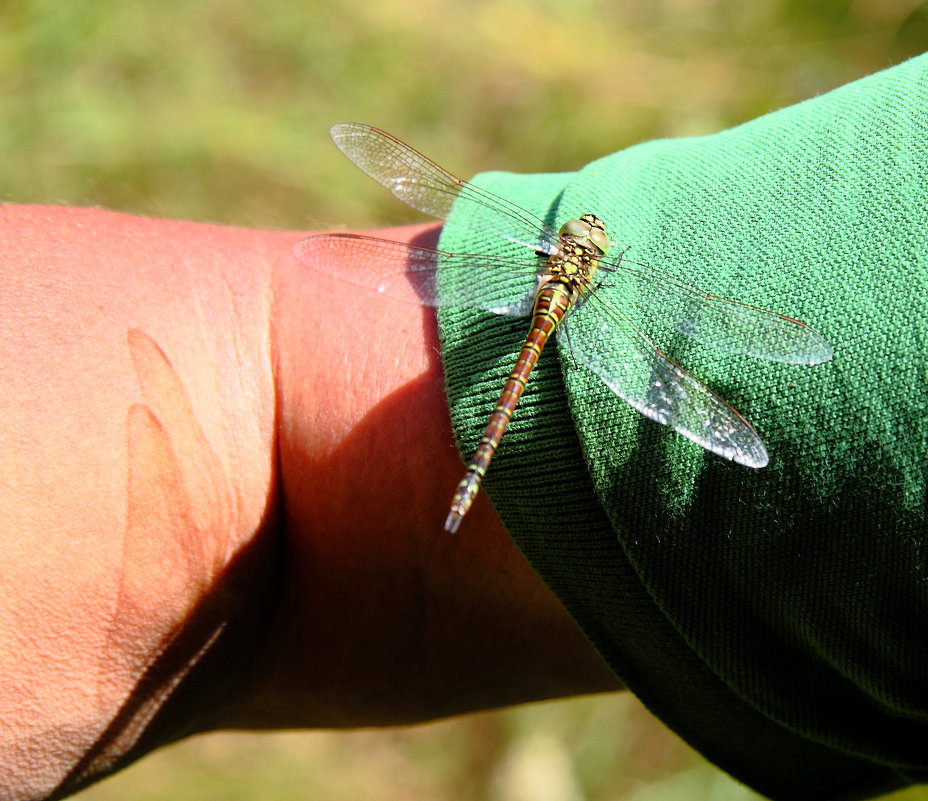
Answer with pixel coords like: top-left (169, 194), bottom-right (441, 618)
top-left (444, 511), bottom-right (462, 534)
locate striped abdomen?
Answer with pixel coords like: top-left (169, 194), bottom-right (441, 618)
top-left (444, 279), bottom-right (577, 533)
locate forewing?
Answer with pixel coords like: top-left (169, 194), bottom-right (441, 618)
top-left (331, 123), bottom-right (560, 255)
top-left (559, 291), bottom-right (769, 468)
top-left (601, 254), bottom-right (833, 366)
top-left (294, 233), bottom-right (538, 316)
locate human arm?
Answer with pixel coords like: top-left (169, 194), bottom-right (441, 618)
top-left (436, 56), bottom-right (928, 800)
top-left (0, 205), bottom-right (619, 800)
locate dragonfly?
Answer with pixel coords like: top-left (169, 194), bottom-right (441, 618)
top-left (294, 123), bottom-right (833, 533)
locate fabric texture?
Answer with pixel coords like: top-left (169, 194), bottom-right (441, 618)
top-left (437, 55), bottom-right (928, 800)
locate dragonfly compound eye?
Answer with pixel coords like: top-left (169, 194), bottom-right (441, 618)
top-left (589, 225), bottom-right (610, 254)
top-left (559, 217), bottom-right (610, 254)
top-left (559, 218), bottom-right (591, 239)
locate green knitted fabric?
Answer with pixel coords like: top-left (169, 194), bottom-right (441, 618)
top-left (437, 56), bottom-right (927, 800)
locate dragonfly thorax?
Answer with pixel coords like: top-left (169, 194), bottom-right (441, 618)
top-left (549, 214), bottom-right (610, 289)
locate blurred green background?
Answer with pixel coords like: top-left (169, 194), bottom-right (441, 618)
top-left (4, 0), bottom-right (927, 799)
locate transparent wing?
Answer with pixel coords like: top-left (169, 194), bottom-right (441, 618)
top-left (601, 254), bottom-right (833, 366)
top-left (559, 290), bottom-right (770, 468)
top-left (294, 233), bottom-right (539, 316)
top-left (332, 124), bottom-right (833, 368)
top-left (331, 123), bottom-right (561, 255)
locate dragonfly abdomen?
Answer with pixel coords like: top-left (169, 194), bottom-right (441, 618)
top-left (444, 281), bottom-right (575, 533)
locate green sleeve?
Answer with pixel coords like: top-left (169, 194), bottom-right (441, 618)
top-left (437, 55), bottom-right (928, 800)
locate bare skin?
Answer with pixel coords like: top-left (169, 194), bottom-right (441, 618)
top-left (0, 205), bottom-right (620, 800)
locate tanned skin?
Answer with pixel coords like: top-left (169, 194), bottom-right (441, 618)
top-left (0, 206), bottom-right (620, 800)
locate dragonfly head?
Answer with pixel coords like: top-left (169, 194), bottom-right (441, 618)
top-left (559, 214), bottom-right (610, 255)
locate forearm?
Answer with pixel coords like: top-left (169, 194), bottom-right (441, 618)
top-left (0, 205), bottom-right (280, 798)
top-left (0, 206), bottom-right (618, 798)
top-left (230, 220), bottom-right (619, 728)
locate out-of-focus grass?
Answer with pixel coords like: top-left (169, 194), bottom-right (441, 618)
top-left (73, 695), bottom-right (761, 801)
top-left (70, 693), bottom-right (928, 801)
top-left (4, 0), bottom-right (927, 231)
top-left (5, 0), bottom-right (928, 799)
